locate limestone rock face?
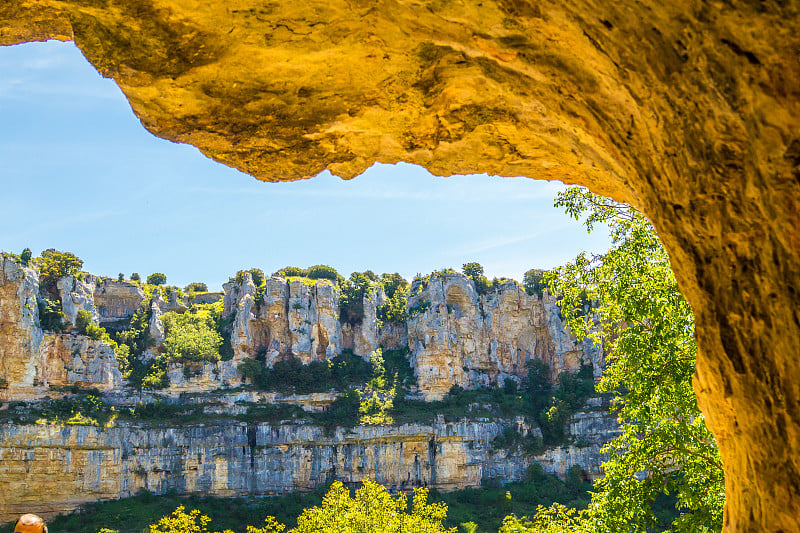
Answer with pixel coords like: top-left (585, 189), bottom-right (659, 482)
top-left (222, 272), bottom-right (597, 399)
top-left (164, 360), bottom-right (240, 394)
top-left (92, 280), bottom-right (145, 324)
top-left (255, 276), bottom-right (293, 366)
top-left (230, 273), bottom-right (257, 362)
top-left (0, 256), bottom-right (122, 400)
top-left (288, 280), bottom-right (341, 363)
top-left (341, 286), bottom-right (386, 357)
top-left (0, 416), bottom-right (611, 522)
top-left (378, 322), bottom-right (408, 352)
top-left (38, 334), bottom-right (122, 391)
top-left (57, 275), bottom-right (98, 326)
top-left (407, 273), bottom-right (600, 400)
top-left (0, 256), bottom-right (45, 400)
top-left (147, 294), bottom-right (165, 348)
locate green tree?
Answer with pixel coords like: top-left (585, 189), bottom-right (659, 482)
top-left (291, 480), bottom-right (456, 533)
top-left (340, 271), bottom-right (374, 324)
top-left (131, 273), bottom-right (141, 281)
top-left (522, 269), bottom-right (547, 297)
top-left (147, 505), bottom-right (285, 533)
top-left (39, 248), bottom-right (83, 297)
top-left (38, 297), bottom-right (65, 332)
top-left (306, 264), bottom-right (341, 283)
top-left (461, 262), bottom-right (484, 280)
top-left (529, 186), bottom-right (724, 532)
top-left (118, 273), bottom-right (125, 281)
top-left (235, 269), bottom-right (265, 286)
top-left (380, 273), bottom-right (409, 299)
top-left (275, 266), bottom-right (306, 278)
top-left (20, 247), bottom-right (32, 265)
top-left (75, 309), bottom-right (105, 340)
top-left (162, 310), bottom-right (223, 363)
top-left (147, 273), bottom-right (167, 286)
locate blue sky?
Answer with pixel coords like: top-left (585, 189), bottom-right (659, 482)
top-left (0, 40), bottom-right (610, 291)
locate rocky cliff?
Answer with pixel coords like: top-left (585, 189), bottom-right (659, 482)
top-left (218, 271), bottom-right (598, 401)
top-left (0, 255), bottom-right (619, 522)
top-left (3, 2), bottom-right (799, 528)
top-left (0, 409), bottom-right (618, 522)
top-left (0, 257), bottom-right (121, 401)
top-left (406, 273), bottom-right (601, 400)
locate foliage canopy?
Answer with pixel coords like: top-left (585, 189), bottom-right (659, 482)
top-left (524, 186), bottom-right (725, 532)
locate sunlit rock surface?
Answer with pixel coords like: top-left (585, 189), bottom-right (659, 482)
top-left (0, 409), bottom-right (617, 522)
top-left (406, 272), bottom-right (601, 400)
top-left (2, 2), bottom-right (800, 528)
top-left (0, 256), bottom-right (119, 400)
top-left (57, 275), bottom-right (98, 326)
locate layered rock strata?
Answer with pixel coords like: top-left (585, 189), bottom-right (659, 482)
top-left (0, 409), bottom-right (616, 522)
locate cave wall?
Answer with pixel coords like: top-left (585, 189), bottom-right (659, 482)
top-left (2, 1), bottom-right (799, 531)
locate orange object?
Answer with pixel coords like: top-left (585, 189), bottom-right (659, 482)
top-left (13, 515), bottom-right (47, 533)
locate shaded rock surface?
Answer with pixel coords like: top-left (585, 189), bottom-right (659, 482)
top-left (93, 280), bottom-right (145, 324)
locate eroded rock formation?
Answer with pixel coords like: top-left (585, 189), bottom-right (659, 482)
top-left (0, 256), bottom-right (121, 401)
top-left (407, 273), bottom-right (601, 400)
top-left (0, 411), bottom-right (618, 522)
top-left (93, 279), bottom-right (145, 324)
top-left (2, 2), bottom-right (799, 528)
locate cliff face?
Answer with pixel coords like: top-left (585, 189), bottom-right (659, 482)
top-left (0, 257), bottom-right (618, 522)
top-left (406, 273), bottom-right (602, 400)
top-left (0, 408), bottom-right (617, 522)
top-left (0, 257), bottom-right (44, 400)
top-left (93, 279), bottom-right (145, 324)
top-left (0, 257), bottom-right (120, 401)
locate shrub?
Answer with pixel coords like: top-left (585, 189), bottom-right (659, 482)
top-left (339, 272), bottom-right (374, 324)
top-left (377, 274), bottom-right (408, 326)
top-left (380, 273), bottom-right (408, 298)
top-left (234, 268), bottom-right (265, 286)
top-left (320, 390), bottom-right (360, 429)
top-left (306, 264), bottom-right (341, 282)
top-left (147, 273), bottom-right (167, 286)
top-left (39, 249), bottom-right (83, 298)
top-left (20, 248), bottom-right (31, 265)
top-left (141, 365), bottom-right (168, 389)
top-left (75, 309), bottom-right (106, 341)
top-left (117, 273), bottom-right (124, 281)
top-left (131, 273), bottom-right (140, 281)
top-left (238, 357), bottom-right (263, 381)
top-left (38, 298), bottom-right (65, 332)
top-left (161, 310), bottom-right (223, 363)
top-left (275, 266), bottom-right (306, 278)
top-left (185, 282), bottom-right (208, 293)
